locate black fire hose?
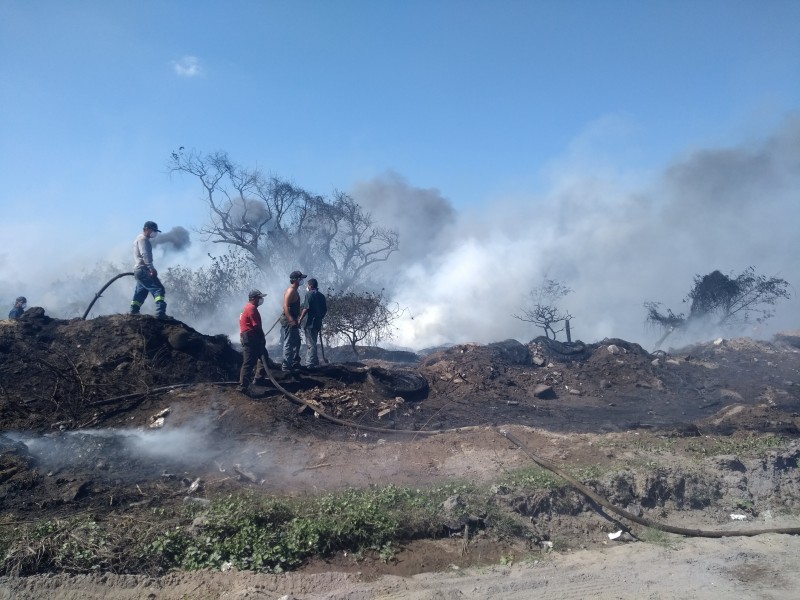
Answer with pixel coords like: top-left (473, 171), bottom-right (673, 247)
top-left (82, 272), bottom-right (134, 319)
top-left (83, 376), bottom-right (800, 538)
top-left (499, 428), bottom-right (800, 538)
top-left (262, 352), bottom-right (439, 436)
top-left (238, 368), bottom-right (800, 539)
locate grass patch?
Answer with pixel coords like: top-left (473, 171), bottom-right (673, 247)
top-left (640, 526), bottom-right (681, 549)
top-left (686, 434), bottom-right (786, 457)
top-left (604, 437), bottom-right (677, 455)
top-left (147, 485), bottom-right (450, 573)
top-left (497, 465), bottom-right (564, 490)
top-left (0, 482), bottom-right (511, 576)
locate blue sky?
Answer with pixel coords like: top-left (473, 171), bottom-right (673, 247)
top-left (1, 1), bottom-right (799, 347)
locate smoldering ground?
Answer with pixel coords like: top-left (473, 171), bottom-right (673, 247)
top-left (5, 412), bottom-right (326, 490)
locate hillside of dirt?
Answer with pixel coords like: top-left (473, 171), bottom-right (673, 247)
top-left (1, 310), bottom-right (800, 598)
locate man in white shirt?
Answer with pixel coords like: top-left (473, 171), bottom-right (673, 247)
top-left (130, 220), bottom-right (169, 319)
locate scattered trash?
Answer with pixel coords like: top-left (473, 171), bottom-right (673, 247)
top-left (149, 408), bottom-right (170, 428)
top-left (233, 464), bottom-right (261, 484)
top-left (713, 338), bottom-right (724, 346)
top-left (187, 478), bottom-right (202, 494)
top-left (730, 513), bottom-right (748, 521)
top-left (540, 541), bottom-right (553, 552)
top-left (183, 497), bottom-right (211, 507)
top-left (608, 530), bottom-right (623, 540)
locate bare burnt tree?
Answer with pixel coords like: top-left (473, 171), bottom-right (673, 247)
top-left (323, 289), bottom-right (402, 357)
top-left (514, 278), bottom-right (573, 340)
top-left (646, 267), bottom-right (791, 346)
top-left (167, 149), bottom-right (398, 291)
top-left (317, 191), bottom-right (399, 292)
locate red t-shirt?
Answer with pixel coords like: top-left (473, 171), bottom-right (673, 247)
top-left (240, 302), bottom-right (263, 334)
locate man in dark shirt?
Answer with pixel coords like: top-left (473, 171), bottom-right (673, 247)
top-left (299, 278), bottom-right (327, 368)
top-left (8, 296), bottom-right (26, 320)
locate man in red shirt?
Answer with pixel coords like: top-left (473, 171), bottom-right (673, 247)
top-left (238, 289), bottom-right (267, 395)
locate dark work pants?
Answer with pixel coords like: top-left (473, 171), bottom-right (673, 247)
top-left (239, 332), bottom-right (266, 389)
top-left (303, 326), bottom-right (320, 367)
top-left (282, 323), bottom-right (301, 370)
top-left (131, 266), bottom-right (166, 317)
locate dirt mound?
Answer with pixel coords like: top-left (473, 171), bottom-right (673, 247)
top-left (0, 312), bottom-right (240, 431)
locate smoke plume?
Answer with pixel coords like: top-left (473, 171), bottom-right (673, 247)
top-left (152, 226), bottom-right (191, 251)
top-left (354, 115), bottom-right (800, 350)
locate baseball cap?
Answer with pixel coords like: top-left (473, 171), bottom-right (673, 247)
top-left (248, 289), bottom-right (265, 299)
top-left (143, 221), bottom-right (162, 232)
top-left (289, 270), bottom-right (307, 281)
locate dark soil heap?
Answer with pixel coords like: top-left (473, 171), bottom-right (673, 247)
top-left (0, 310), bottom-right (240, 431)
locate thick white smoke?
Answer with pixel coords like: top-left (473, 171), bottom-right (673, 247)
top-left (3, 117), bottom-right (797, 353)
top-left (355, 116), bottom-right (800, 351)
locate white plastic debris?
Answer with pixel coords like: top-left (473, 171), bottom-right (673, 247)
top-left (713, 338), bottom-right (724, 345)
top-left (730, 513), bottom-right (748, 521)
top-left (148, 408), bottom-right (170, 428)
top-left (608, 530), bottom-right (623, 540)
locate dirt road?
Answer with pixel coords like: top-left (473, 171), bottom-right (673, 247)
top-left (2, 532), bottom-right (799, 599)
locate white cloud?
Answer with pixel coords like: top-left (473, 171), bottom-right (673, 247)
top-left (172, 55), bottom-right (203, 78)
